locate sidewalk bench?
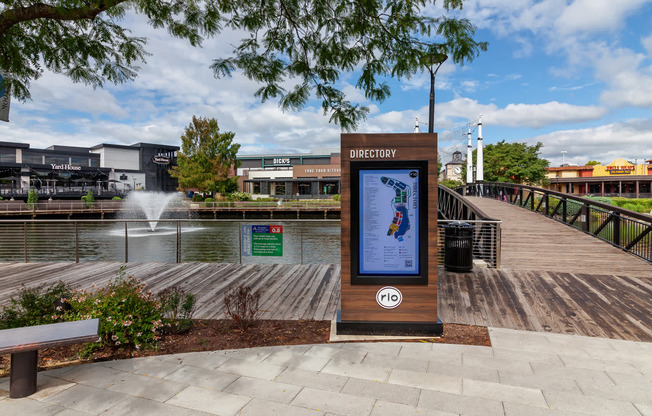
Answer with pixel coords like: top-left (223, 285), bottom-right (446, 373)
top-left (0, 319), bottom-right (99, 398)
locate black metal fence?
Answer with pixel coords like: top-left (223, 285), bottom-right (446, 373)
top-left (462, 182), bottom-right (652, 263)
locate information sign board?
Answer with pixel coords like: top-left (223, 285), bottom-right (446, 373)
top-left (241, 225), bottom-right (283, 257)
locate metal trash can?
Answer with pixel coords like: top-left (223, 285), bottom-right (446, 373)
top-left (443, 222), bottom-right (475, 272)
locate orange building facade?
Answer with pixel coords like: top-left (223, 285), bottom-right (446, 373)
top-left (545, 158), bottom-right (652, 198)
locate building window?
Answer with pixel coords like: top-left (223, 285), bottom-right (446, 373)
top-left (70, 157), bottom-right (89, 167)
top-left (298, 183), bottom-right (311, 195)
top-left (0, 152), bottom-right (15, 163)
top-left (89, 159), bottom-right (98, 167)
top-left (44, 156), bottom-right (69, 165)
top-left (273, 182), bottom-right (285, 195)
top-left (321, 182), bottom-right (338, 195)
top-left (22, 154), bottom-right (44, 164)
top-left (253, 182), bottom-right (261, 194)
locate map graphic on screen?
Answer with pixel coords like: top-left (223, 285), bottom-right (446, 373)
top-left (359, 168), bottom-right (419, 275)
top-left (380, 176), bottom-right (411, 241)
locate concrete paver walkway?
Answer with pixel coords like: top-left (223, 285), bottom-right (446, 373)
top-left (1, 327), bottom-right (650, 416)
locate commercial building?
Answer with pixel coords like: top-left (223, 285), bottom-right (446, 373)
top-left (545, 158), bottom-right (652, 198)
top-left (237, 150), bottom-right (341, 199)
top-left (0, 141), bottom-right (178, 199)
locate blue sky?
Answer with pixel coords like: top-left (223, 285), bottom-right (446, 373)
top-left (2, 0), bottom-right (652, 167)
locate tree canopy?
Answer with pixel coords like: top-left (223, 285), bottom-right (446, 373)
top-left (585, 160), bottom-right (601, 166)
top-left (0, 0), bottom-right (487, 129)
top-left (464, 140), bottom-right (549, 185)
top-left (169, 116), bottom-right (241, 194)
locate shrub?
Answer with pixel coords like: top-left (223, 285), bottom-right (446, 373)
top-left (27, 189), bottom-right (38, 208)
top-left (0, 281), bottom-right (74, 329)
top-left (158, 287), bottom-right (196, 334)
top-left (584, 196), bottom-right (613, 206)
top-left (439, 179), bottom-right (464, 189)
top-left (191, 194), bottom-right (204, 202)
top-left (223, 285), bottom-right (260, 330)
top-left (621, 203), bottom-right (643, 213)
top-left (81, 190), bottom-right (95, 208)
top-left (332, 194), bottom-right (341, 201)
top-left (112, 196), bottom-right (122, 201)
top-left (228, 191), bottom-right (251, 201)
top-left (64, 266), bottom-right (165, 353)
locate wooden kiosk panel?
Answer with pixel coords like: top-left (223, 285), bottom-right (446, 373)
top-left (338, 133), bottom-right (441, 335)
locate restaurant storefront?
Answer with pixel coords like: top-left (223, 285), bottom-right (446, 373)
top-left (0, 141), bottom-right (178, 200)
top-left (546, 158), bottom-right (652, 198)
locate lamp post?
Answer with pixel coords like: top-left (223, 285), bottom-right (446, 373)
top-left (561, 151), bottom-right (567, 166)
top-left (427, 52), bottom-right (448, 134)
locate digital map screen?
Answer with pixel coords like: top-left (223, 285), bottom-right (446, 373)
top-left (358, 168), bottom-right (420, 275)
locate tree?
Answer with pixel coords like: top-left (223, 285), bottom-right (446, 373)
top-left (586, 160), bottom-right (601, 166)
top-left (0, 1), bottom-right (487, 130)
top-left (81, 190), bottom-right (95, 208)
top-left (462, 140), bottom-right (549, 185)
top-left (170, 116), bottom-right (241, 195)
top-left (27, 188), bottom-right (38, 208)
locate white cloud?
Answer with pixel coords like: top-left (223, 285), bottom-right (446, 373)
top-left (555, 0), bottom-right (650, 35)
top-left (524, 118), bottom-right (652, 165)
top-left (441, 98), bottom-right (607, 128)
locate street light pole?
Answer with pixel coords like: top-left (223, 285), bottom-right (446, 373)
top-left (428, 53), bottom-right (448, 134)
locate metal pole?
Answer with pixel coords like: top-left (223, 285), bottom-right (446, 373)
top-left (23, 221), bottom-right (28, 263)
top-left (428, 69), bottom-right (435, 134)
top-left (124, 222), bottom-right (128, 263)
top-left (427, 54), bottom-right (447, 134)
top-left (300, 227), bottom-right (304, 264)
top-left (238, 224), bottom-right (242, 264)
top-left (176, 221), bottom-right (181, 263)
top-left (75, 221), bottom-right (79, 263)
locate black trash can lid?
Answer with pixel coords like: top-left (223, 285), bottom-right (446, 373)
top-left (444, 221), bottom-right (473, 228)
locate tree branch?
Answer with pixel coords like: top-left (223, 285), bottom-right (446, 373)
top-left (0, 1), bottom-right (125, 36)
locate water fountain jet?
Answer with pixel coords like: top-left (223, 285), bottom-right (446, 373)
top-left (122, 192), bottom-right (181, 231)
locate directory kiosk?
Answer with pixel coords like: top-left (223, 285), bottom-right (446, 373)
top-left (338, 133), bottom-right (442, 335)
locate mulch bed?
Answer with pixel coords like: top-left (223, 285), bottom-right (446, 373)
top-left (0, 320), bottom-right (490, 376)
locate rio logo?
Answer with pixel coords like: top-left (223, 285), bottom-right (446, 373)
top-left (376, 287), bottom-right (402, 309)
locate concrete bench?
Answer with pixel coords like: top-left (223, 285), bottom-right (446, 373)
top-left (0, 319), bottom-right (99, 398)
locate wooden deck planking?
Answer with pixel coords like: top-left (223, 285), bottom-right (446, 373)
top-left (0, 262), bottom-right (649, 341)
top-left (467, 197), bottom-right (652, 276)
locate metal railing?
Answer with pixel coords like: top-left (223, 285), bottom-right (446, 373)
top-left (0, 199), bottom-right (341, 215)
top-left (0, 216), bottom-right (502, 268)
top-left (462, 182), bottom-right (652, 263)
top-left (438, 185), bottom-right (502, 268)
top-left (0, 219), bottom-right (341, 264)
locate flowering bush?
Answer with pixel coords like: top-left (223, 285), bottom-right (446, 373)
top-left (0, 267), bottom-right (198, 355)
top-left (0, 281), bottom-right (73, 329)
top-left (64, 266), bottom-right (165, 353)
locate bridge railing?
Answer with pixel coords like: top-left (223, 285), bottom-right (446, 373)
top-left (438, 185), bottom-right (502, 268)
top-left (461, 182), bottom-right (652, 263)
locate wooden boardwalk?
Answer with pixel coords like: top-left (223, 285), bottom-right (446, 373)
top-left (0, 261), bottom-right (650, 341)
top-left (0, 263), bottom-right (340, 321)
top-left (467, 196), bottom-right (652, 276)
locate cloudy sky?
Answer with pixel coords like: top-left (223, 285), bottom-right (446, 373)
top-left (2, 0), bottom-right (652, 167)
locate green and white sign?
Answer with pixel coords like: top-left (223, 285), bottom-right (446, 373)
top-left (241, 225), bottom-right (283, 257)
